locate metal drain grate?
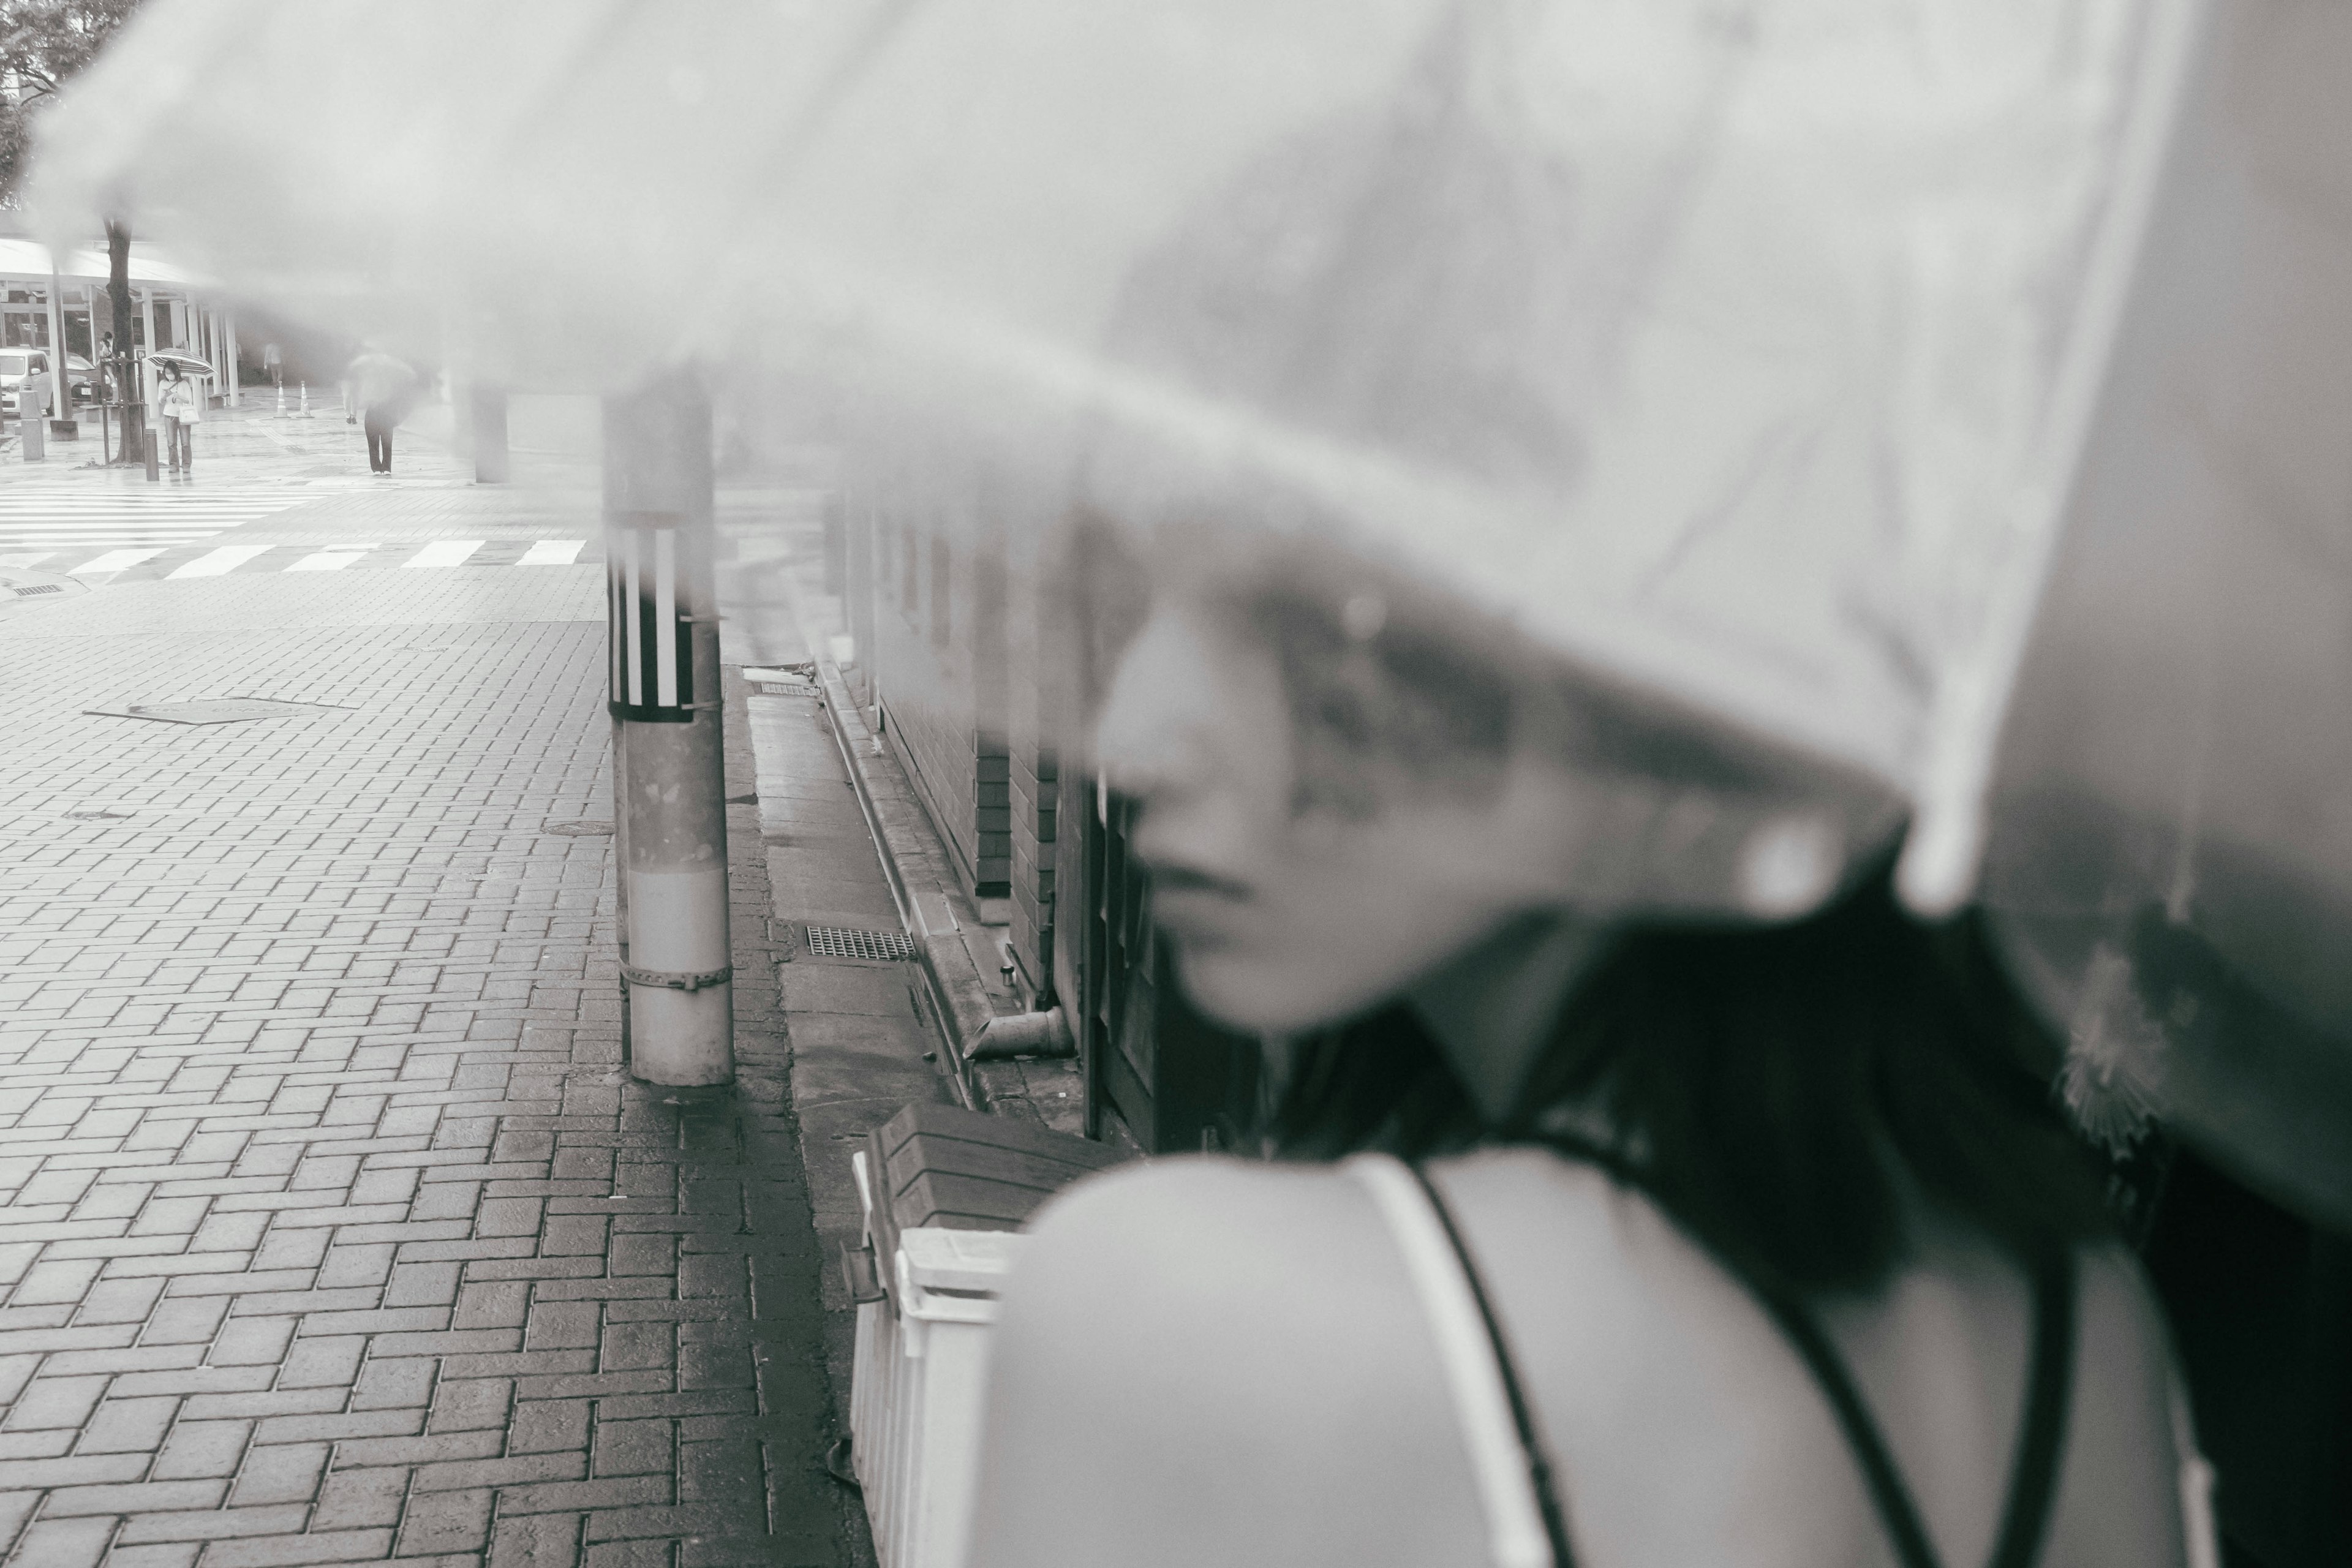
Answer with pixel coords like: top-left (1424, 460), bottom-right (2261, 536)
top-left (744, 664), bottom-right (821, 698)
top-left (83, 697), bottom-right (355, 726)
top-left (11, 583), bottom-right (63, 597)
top-left (806, 925), bottom-right (916, 961)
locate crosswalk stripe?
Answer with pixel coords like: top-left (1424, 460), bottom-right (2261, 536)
top-left (402, 540), bottom-right (484, 569)
top-left (0, 487), bottom-right (326, 556)
top-left (1, 534), bottom-right (224, 543)
top-left (168, 545), bottom-right (276, 579)
top-left (70, 547), bottom-right (169, 573)
top-left (0, 503), bottom-right (318, 515)
top-left (7, 537), bottom-right (604, 579)
top-left (287, 546), bottom-right (380, 573)
top-left (0, 526), bottom-right (265, 533)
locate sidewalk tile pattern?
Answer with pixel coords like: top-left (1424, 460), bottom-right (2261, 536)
top-left (1, 575), bottom-right (858, 1567)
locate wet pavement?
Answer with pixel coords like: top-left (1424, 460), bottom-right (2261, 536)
top-left (0, 407), bottom-right (878, 1568)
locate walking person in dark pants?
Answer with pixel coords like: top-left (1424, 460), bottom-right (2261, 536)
top-left (364, 404), bottom-right (394, 473)
top-left (344, 345), bottom-right (417, 475)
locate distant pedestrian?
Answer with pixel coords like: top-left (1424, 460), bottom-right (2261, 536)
top-left (263, 340), bottom-right (282, 386)
top-left (156, 363), bottom-right (200, 472)
top-left (344, 346), bottom-right (417, 475)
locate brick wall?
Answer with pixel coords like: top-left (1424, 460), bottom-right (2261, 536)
top-left (855, 484), bottom-right (1016, 901)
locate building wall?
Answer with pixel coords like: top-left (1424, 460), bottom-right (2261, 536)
top-left (870, 503), bottom-right (979, 893)
top-left (969, 507), bottom-right (1012, 898)
top-left (1004, 521), bottom-right (1064, 1000)
top-left (845, 472), bottom-right (1262, 1153)
top-left (854, 475), bottom-right (1022, 902)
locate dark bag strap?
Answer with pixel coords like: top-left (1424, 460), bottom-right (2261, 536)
top-left (1430, 1135), bottom-right (2078, 1568)
top-left (1736, 1245), bottom-right (2077, 1568)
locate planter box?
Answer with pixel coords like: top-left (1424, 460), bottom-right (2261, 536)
top-left (845, 1102), bottom-right (1123, 1568)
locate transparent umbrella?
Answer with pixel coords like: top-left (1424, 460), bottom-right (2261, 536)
top-left (27, 0), bottom-right (889, 388)
top-left (1975, 1), bottom-right (2352, 1229)
top-left (729, 0), bottom-right (2352, 1228)
top-left (34, 0), bottom-right (2352, 1225)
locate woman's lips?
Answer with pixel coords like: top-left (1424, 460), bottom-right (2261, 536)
top-left (1144, 863), bottom-right (1256, 944)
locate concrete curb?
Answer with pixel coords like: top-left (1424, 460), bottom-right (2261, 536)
top-left (802, 653), bottom-right (992, 1102)
top-left (766, 562), bottom-right (1085, 1134)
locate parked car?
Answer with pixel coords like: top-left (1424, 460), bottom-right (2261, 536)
top-left (0, 349), bottom-right (97, 415)
top-left (1, 350), bottom-right (50, 417)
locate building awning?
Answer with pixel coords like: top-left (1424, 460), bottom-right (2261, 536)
top-left (0, 236), bottom-right (205, 287)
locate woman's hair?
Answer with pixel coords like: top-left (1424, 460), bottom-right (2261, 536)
top-left (1271, 870), bottom-right (2113, 1295)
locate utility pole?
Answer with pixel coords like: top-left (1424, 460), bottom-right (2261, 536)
top-left (604, 372), bottom-right (733, 1085)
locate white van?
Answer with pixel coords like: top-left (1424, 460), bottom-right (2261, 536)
top-left (0, 350), bottom-right (98, 416)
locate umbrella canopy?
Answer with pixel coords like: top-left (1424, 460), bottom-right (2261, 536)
top-left (1973, 0), bottom-right (2352, 1227)
top-left (731, 0), bottom-right (2352, 1226)
top-left (725, 2), bottom-right (2177, 850)
top-left (24, 0), bottom-right (884, 389)
top-left (146, 350), bottom-right (213, 375)
top-left (29, 0), bottom-right (2352, 1224)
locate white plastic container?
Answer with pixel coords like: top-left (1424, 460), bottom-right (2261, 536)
top-left (851, 1149), bottom-right (1029, 1568)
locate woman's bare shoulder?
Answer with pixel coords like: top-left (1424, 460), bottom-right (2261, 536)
top-left (971, 1157), bottom-right (1491, 1568)
top-left (996, 1156), bottom-right (1438, 1399)
top-left (1016, 1156), bottom-right (1376, 1283)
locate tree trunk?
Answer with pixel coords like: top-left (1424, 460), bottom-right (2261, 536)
top-left (106, 219), bottom-right (141, 463)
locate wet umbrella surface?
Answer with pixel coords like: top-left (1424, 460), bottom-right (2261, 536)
top-left (18, 23), bottom-right (2352, 1568)
top-left (27, 0), bottom-right (2350, 1284)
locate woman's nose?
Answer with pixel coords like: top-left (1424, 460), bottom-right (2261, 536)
top-left (1093, 608), bottom-right (1226, 805)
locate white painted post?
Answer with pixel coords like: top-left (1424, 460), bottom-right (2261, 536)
top-left (43, 271), bottom-right (67, 428)
top-left (225, 312), bottom-right (239, 407)
top-left (604, 372), bottom-right (733, 1085)
top-left (137, 289), bottom-right (156, 416)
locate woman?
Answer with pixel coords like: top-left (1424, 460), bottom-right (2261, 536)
top-left (156, 361), bottom-right (199, 473)
top-left (963, 544), bottom-right (2214, 1568)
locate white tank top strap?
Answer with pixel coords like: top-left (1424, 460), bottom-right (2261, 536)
top-left (2169, 1377), bottom-right (2221, 1568)
top-left (1346, 1153), bottom-right (1557, 1568)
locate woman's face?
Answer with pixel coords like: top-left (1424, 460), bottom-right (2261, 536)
top-left (1093, 576), bottom-right (1586, 1035)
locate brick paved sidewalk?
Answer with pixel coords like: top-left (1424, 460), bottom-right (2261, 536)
top-left (0, 545), bottom-right (863, 1565)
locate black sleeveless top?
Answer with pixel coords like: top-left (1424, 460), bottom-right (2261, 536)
top-left (1409, 1145), bottom-right (2079, 1568)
